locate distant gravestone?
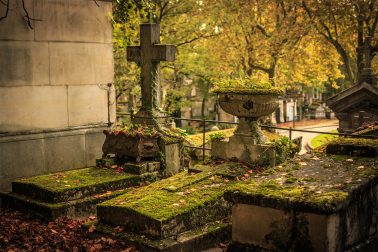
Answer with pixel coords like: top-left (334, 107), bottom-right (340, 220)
top-left (327, 36), bottom-right (378, 133)
top-left (127, 23), bottom-right (176, 127)
top-left (308, 104), bottom-right (326, 119)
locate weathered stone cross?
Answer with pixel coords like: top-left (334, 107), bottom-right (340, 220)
top-left (359, 36), bottom-right (377, 85)
top-left (127, 23), bottom-right (176, 126)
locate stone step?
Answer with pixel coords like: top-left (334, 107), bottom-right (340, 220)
top-left (97, 171), bottom-right (235, 239)
top-left (88, 219), bottom-right (231, 252)
top-left (11, 167), bottom-right (150, 203)
top-left (0, 189), bottom-right (126, 219)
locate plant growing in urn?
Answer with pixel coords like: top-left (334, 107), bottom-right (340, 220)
top-left (211, 78), bottom-right (284, 165)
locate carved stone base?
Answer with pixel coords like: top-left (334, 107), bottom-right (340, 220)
top-left (132, 109), bottom-right (170, 128)
top-left (211, 135), bottom-right (275, 166)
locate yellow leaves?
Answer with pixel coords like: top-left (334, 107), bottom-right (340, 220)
top-left (331, 81), bottom-right (340, 89)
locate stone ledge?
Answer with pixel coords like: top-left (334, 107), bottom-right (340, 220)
top-left (89, 219), bottom-right (231, 252)
top-left (11, 167), bottom-right (142, 203)
top-left (0, 189), bottom-right (126, 219)
top-left (0, 125), bottom-right (108, 142)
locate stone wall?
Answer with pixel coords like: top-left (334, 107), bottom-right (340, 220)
top-left (0, 0), bottom-right (115, 190)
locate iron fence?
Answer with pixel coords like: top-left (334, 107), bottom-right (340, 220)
top-left (116, 112), bottom-right (377, 161)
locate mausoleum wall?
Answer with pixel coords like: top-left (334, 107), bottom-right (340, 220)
top-left (0, 0), bottom-right (115, 189)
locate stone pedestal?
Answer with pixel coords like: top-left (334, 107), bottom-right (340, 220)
top-left (234, 118), bottom-right (267, 143)
top-left (211, 135), bottom-right (275, 166)
top-left (99, 134), bottom-right (184, 176)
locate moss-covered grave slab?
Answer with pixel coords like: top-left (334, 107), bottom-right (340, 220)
top-left (97, 162), bottom-right (250, 239)
top-left (225, 151), bottom-right (378, 251)
top-left (11, 167), bottom-right (144, 203)
top-left (90, 219), bottom-right (231, 252)
top-left (1, 167), bottom-right (157, 219)
top-left (326, 138), bottom-right (378, 158)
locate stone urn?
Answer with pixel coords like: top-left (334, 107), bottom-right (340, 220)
top-left (211, 80), bottom-right (283, 165)
top-left (218, 93), bottom-right (279, 143)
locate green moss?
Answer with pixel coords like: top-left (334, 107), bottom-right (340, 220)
top-left (161, 135), bottom-right (183, 145)
top-left (100, 172), bottom-right (234, 221)
top-left (310, 130), bottom-right (338, 148)
top-left (211, 77), bottom-right (284, 95)
top-left (185, 128), bottom-right (279, 148)
top-left (329, 138), bottom-right (378, 148)
top-left (16, 167), bottom-right (137, 193)
top-left (285, 177), bottom-right (298, 184)
top-left (228, 180), bottom-right (348, 209)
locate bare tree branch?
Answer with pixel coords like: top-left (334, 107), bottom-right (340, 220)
top-left (177, 33), bottom-right (218, 47)
top-left (255, 24), bottom-right (271, 37)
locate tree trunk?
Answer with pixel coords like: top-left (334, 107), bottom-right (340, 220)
top-left (334, 42), bottom-right (355, 84)
top-left (268, 61), bottom-right (277, 86)
top-left (356, 15), bottom-right (364, 81)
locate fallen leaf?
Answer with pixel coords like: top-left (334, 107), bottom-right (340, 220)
top-left (114, 226), bottom-right (124, 233)
top-left (299, 162), bottom-right (307, 166)
top-left (88, 224), bottom-right (96, 233)
top-left (107, 238), bottom-right (116, 245)
top-left (89, 216), bottom-right (96, 221)
top-left (357, 165), bottom-right (365, 170)
top-left (346, 159), bottom-right (354, 162)
top-left (179, 199), bottom-right (187, 205)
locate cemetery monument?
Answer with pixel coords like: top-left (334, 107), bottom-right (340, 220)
top-left (327, 37), bottom-right (378, 133)
top-left (100, 23), bottom-right (184, 176)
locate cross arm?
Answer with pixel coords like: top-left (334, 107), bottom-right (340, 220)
top-left (152, 44), bottom-right (176, 62)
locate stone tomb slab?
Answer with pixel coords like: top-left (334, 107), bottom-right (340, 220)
top-left (95, 164), bottom-right (252, 251)
top-left (93, 219), bottom-right (231, 252)
top-left (1, 167), bottom-right (151, 218)
top-left (97, 171), bottom-right (233, 239)
top-left (225, 151), bottom-right (378, 251)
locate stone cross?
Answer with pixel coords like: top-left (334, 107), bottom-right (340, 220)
top-left (359, 36), bottom-right (376, 85)
top-left (127, 23), bottom-right (176, 126)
